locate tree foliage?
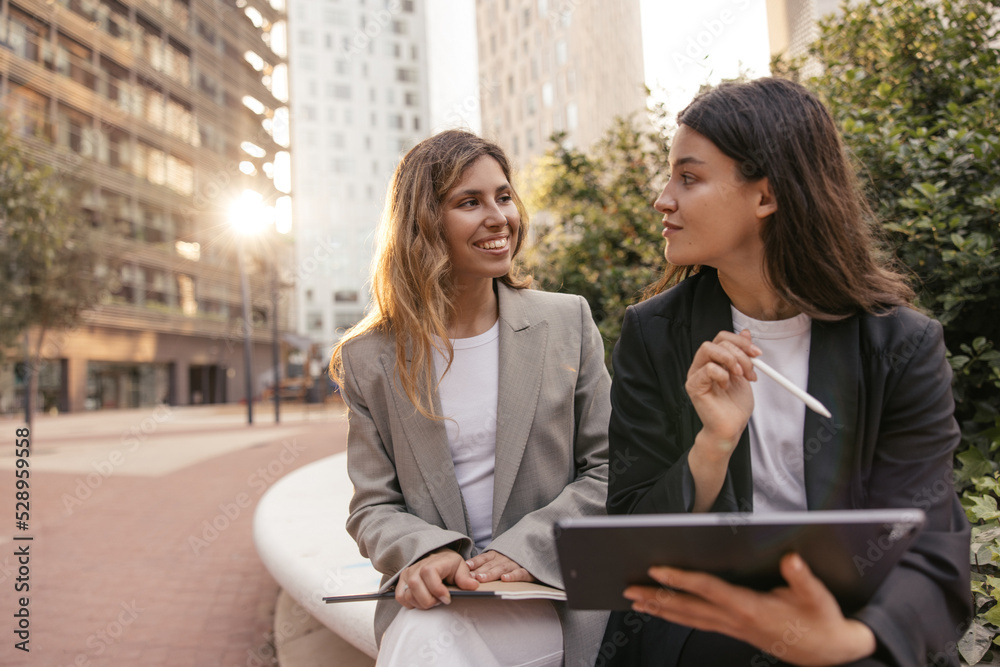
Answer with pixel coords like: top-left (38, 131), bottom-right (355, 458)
top-left (780, 0), bottom-right (1000, 660)
top-left (807, 0), bottom-right (1000, 426)
top-left (522, 113), bottom-right (671, 367)
top-left (0, 122), bottom-right (112, 418)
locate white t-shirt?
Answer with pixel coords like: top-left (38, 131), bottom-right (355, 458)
top-left (731, 307), bottom-right (811, 513)
top-left (432, 321), bottom-right (500, 551)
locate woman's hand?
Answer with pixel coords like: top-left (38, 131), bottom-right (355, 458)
top-left (395, 548), bottom-right (479, 609)
top-left (686, 330), bottom-right (760, 511)
top-left (624, 553), bottom-right (877, 666)
top-left (465, 550), bottom-right (536, 584)
top-left (686, 329), bottom-right (760, 453)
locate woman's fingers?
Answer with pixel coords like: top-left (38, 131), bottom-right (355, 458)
top-left (779, 553), bottom-right (833, 608)
top-left (691, 332), bottom-right (761, 383)
top-left (499, 566), bottom-right (533, 582)
top-left (466, 551), bottom-right (536, 583)
top-left (396, 550), bottom-right (477, 609)
top-left (624, 582), bottom-right (731, 636)
top-left (396, 567), bottom-right (448, 609)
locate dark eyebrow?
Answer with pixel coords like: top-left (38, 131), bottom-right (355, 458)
top-left (671, 156), bottom-right (706, 168)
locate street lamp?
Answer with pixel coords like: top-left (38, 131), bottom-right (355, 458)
top-left (229, 190), bottom-right (291, 425)
top-left (228, 190), bottom-right (271, 426)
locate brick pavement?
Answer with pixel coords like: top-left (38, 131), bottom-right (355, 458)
top-left (0, 404), bottom-right (349, 667)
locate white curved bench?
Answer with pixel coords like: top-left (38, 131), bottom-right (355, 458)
top-left (253, 452), bottom-right (380, 659)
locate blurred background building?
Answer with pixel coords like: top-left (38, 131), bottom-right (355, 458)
top-left (475, 0), bottom-right (647, 167)
top-left (286, 0), bottom-right (429, 350)
top-left (0, 0), bottom-right (291, 413)
top-left (766, 0), bottom-right (843, 71)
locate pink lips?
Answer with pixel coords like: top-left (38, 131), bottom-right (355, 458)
top-left (662, 220), bottom-right (682, 238)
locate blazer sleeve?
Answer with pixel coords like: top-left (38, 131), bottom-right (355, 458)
top-left (852, 317), bottom-right (972, 665)
top-left (487, 295), bottom-right (611, 587)
top-left (606, 305), bottom-right (741, 515)
top-left (341, 344), bottom-right (473, 590)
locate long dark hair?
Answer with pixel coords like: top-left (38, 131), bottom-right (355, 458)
top-left (646, 77), bottom-right (913, 318)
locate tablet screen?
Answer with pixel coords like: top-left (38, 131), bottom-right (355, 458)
top-left (554, 509), bottom-right (925, 611)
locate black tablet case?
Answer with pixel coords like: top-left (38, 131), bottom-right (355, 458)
top-left (554, 509), bottom-right (925, 611)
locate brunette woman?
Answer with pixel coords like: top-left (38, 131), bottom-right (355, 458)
top-left (599, 78), bottom-right (971, 666)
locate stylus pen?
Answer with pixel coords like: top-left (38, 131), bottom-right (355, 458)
top-left (751, 357), bottom-right (833, 419)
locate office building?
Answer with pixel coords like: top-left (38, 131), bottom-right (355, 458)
top-left (286, 0), bottom-right (430, 347)
top-left (0, 0), bottom-right (291, 412)
top-left (766, 0), bottom-right (842, 66)
top-left (475, 0), bottom-right (646, 166)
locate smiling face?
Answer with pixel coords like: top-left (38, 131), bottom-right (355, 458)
top-left (441, 155), bottom-right (521, 289)
top-left (654, 125), bottom-right (775, 276)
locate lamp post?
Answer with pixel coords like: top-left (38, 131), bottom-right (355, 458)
top-left (235, 239), bottom-right (254, 425)
top-left (271, 264), bottom-right (280, 424)
top-left (230, 189), bottom-right (288, 425)
top-left (229, 190), bottom-right (269, 426)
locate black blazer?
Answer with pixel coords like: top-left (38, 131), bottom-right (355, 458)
top-left (602, 269), bottom-right (971, 667)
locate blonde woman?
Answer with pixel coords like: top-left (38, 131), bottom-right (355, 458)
top-left (331, 130), bottom-right (611, 666)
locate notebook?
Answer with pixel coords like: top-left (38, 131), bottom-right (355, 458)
top-left (324, 579), bottom-right (566, 603)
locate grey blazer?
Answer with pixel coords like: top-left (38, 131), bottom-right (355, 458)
top-left (340, 283), bottom-right (612, 666)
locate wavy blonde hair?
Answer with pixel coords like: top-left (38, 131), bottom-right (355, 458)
top-left (330, 130), bottom-right (531, 418)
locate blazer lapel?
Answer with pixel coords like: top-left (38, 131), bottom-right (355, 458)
top-left (804, 317), bottom-right (860, 509)
top-left (492, 285), bottom-right (547, 531)
top-left (379, 350), bottom-right (469, 534)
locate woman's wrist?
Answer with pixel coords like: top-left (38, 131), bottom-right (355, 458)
top-left (691, 429), bottom-right (739, 466)
top-left (688, 431), bottom-right (735, 512)
top-left (828, 619), bottom-right (877, 665)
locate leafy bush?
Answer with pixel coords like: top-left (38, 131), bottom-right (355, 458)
top-left (522, 114), bottom-right (671, 367)
top-left (788, 0), bottom-right (1000, 660)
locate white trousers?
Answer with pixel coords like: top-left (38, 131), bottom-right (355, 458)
top-left (376, 598), bottom-right (564, 667)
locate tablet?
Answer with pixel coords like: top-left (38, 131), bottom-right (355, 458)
top-left (554, 508), bottom-right (925, 611)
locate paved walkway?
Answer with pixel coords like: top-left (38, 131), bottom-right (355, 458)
top-left (0, 402), bottom-right (349, 666)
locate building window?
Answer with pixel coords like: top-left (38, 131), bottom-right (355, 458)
top-left (335, 290), bottom-right (359, 303)
top-left (396, 68), bottom-right (417, 83)
top-left (7, 86), bottom-right (50, 139)
top-left (7, 7), bottom-right (49, 65)
top-left (57, 104), bottom-right (91, 156)
top-left (556, 40), bottom-right (567, 66)
top-left (325, 9), bottom-right (348, 24)
top-left (566, 102), bottom-right (578, 130)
